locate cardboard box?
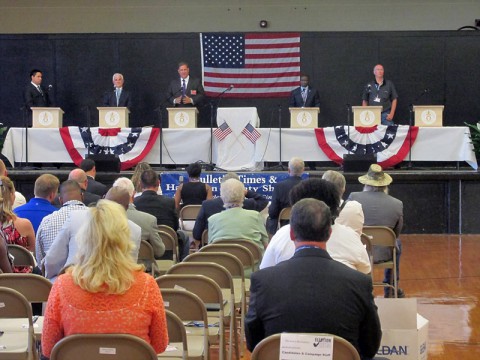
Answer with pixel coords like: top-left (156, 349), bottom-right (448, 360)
top-left (374, 298), bottom-right (429, 360)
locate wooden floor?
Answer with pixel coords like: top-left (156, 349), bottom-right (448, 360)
top-left (210, 234), bottom-right (480, 359)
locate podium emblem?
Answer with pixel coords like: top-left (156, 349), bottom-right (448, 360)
top-left (174, 111), bottom-right (191, 127)
top-left (39, 111), bottom-right (54, 126)
top-left (421, 109), bottom-right (436, 125)
top-left (295, 111), bottom-right (313, 127)
top-left (359, 110), bottom-right (376, 126)
top-left (104, 111), bottom-right (121, 126)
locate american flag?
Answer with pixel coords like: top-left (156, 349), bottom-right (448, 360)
top-left (213, 122), bottom-right (232, 141)
top-left (242, 123), bottom-right (261, 144)
top-left (201, 33), bottom-right (300, 98)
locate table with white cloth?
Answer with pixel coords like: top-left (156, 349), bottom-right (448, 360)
top-left (1, 126), bottom-right (477, 170)
top-left (216, 107), bottom-right (261, 171)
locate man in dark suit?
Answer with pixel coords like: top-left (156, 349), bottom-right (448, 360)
top-left (24, 69), bottom-right (51, 109)
top-left (245, 198), bottom-right (382, 360)
top-left (102, 73), bottom-right (132, 109)
top-left (289, 74), bottom-right (320, 108)
top-left (192, 172), bottom-right (268, 241)
top-left (67, 168), bottom-right (101, 207)
top-left (80, 158), bottom-right (108, 197)
top-left (134, 169), bottom-right (189, 260)
top-left (266, 157), bottom-right (304, 235)
top-left (166, 62), bottom-right (205, 108)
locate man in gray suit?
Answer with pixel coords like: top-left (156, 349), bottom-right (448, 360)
top-left (113, 177), bottom-right (165, 259)
top-left (348, 164), bottom-right (404, 298)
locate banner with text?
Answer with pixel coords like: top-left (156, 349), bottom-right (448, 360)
top-left (161, 172), bottom-right (309, 200)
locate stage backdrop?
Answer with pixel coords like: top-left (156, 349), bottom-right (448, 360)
top-left (0, 31), bottom-right (479, 129)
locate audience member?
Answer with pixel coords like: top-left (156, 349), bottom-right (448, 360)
top-left (266, 157), bottom-right (304, 235)
top-left (0, 160), bottom-right (26, 209)
top-left (349, 164), bottom-right (404, 298)
top-left (260, 178), bottom-right (370, 274)
top-left (113, 177), bottom-right (165, 258)
top-left (131, 161), bottom-right (153, 196)
top-left (192, 172), bottom-right (268, 242)
top-left (322, 170), bottom-right (364, 236)
top-left (36, 180), bottom-right (87, 266)
top-left (14, 174), bottom-right (59, 233)
top-left (42, 200), bottom-right (168, 358)
top-left (174, 162), bottom-right (213, 210)
top-left (80, 158), bottom-right (108, 197)
top-left (208, 179), bottom-right (268, 249)
top-left (44, 187), bottom-right (142, 281)
top-left (134, 169), bottom-right (189, 260)
top-left (68, 168), bottom-right (101, 206)
top-left (246, 198), bottom-right (381, 359)
top-left (0, 176), bottom-right (35, 273)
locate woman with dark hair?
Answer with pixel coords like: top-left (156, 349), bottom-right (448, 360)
top-left (174, 162), bottom-right (212, 210)
top-left (0, 176), bottom-right (35, 272)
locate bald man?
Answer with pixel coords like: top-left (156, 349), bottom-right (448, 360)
top-left (44, 190), bottom-right (141, 282)
top-left (68, 168), bottom-right (101, 206)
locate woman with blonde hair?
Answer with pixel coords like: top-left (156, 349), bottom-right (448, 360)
top-left (42, 200), bottom-right (168, 358)
top-left (0, 176), bottom-right (35, 272)
top-left (131, 161), bottom-right (153, 196)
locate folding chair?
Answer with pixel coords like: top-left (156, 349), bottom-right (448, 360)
top-left (277, 206), bottom-right (291, 230)
top-left (7, 244), bottom-right (35, 270)
top-left (160, 289), bottom-right (209, 360)
top-left (137, 240), bottom-right (156, 276)
top-left (156, 230), bottom-right (179, 275)
top-left (156, 274), bottom-right (226, 360)
top-left (200, 243), bottom-right (255, 278)
top-left (214, 239), bottom-right (263, 271)
top-left (362, 226), bottom-right (398, 298)
top-left (162, 310), bottom-right (189, 360)
top-left (0, 286), bottom-right (35, 360)
top-left (179, 205), bottom-right (202, 232)
top-left (0, 273), bottom-right (52, 345)
top-left (251, 333), bottom-right (360, 360)
top-left (49, 333), bottom-right (158, 360)
top-left (183, 252), bottom-right (246, 356)
top-left (166, 263), bottom-right (239, 360)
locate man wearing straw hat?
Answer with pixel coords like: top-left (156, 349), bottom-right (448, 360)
top-left (349, 164), bottom-right (404, 298)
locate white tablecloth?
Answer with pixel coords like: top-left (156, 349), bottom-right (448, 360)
top-left (2, 126), bottom-right (477, 170)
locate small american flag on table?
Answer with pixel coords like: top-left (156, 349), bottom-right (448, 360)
top-left (242, 123), bottom-right (261, 144)
top-left (213, 122), bottom-right (232, 141)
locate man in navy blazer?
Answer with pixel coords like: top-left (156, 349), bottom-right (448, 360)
top-left (24, 69), bottom-right (51, 109)
top-left (167, 62), bottom-right (205, 108)
top-left (289, 74), bottom-right (320, 108)
top-left (102, 73), bottom-right (132, 109)
top-left (245, 198), bottom-right (382, 360)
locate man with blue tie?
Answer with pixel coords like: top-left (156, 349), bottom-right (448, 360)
top-left (102, 73), bottom-right (132, 109)
top-left (167, 62), bottom-right (205, 108)
top-left (289, 74), bottom-right (321, 108)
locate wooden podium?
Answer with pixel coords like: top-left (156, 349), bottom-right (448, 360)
top-left (352, 106), bottom-right (382, 127)
top-left (97, 107), bottom-right (129, 128)
top-left (32, 107), bottom-right (64, 128)
top-left (413, 105), bottom-right (444, 127)
top-left (167, 108), bottom-right (198, 128)
top-left (289, 107), bottom-right (320, 128)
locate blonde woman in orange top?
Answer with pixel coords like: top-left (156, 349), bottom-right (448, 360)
top-left (42, 199), bottom-right (168, 358)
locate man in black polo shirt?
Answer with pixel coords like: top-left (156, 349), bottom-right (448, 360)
top-left (362, 64), bottom-right (398, 125)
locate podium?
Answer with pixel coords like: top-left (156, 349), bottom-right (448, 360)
top-left (289, 107), bottom-right (319, 128)
top-left (32, 107), bottom-right (64, 128)
top-left (167, 108), bottom-right (198, 128)
top-left (413, 105), bottom-right (444, 127)
top-left (97, 107), bottom-right (129, 128)
top-left (352, 106), bottom-right (382, 127)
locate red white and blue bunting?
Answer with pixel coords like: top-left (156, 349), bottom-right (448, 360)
top-left (315, 125), bottom-right (419, 168)
top-left (59, 127), bottom-right (159, 170)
